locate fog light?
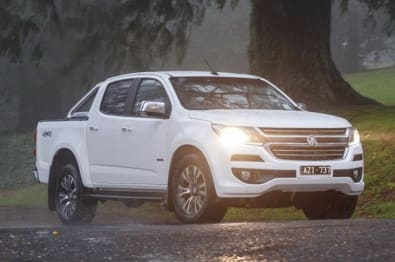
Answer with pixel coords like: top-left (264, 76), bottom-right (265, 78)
top-left (352, 168), bottom-right (362, 182)
top-left (240, 170), bottom-right (251, 181)
top-left (352, 169), bottom-right (361, 181)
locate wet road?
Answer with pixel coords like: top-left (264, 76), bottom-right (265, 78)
top-left (1, 218), bottom-right (394, 261)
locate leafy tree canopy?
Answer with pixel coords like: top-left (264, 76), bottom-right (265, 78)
top-left (0, 0), bottom-right (206, 71)
top-left (342, 0), bottom-right (395, 33)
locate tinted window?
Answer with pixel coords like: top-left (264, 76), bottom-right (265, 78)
top-left (133, 79), bottom-right (170, 114)
top-left (170, 77), bottom-right (298, 110)
top-left (73, 88), bottom-right (98, 114)
top-left (100, 80), bottom-right (134, 115)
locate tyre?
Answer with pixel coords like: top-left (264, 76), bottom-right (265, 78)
top-left (302, 192), bottom-right (358, 220)
top-left (171, 153), bottom-right (227, 223)
top-left (55, 163), bottom-right (97, 225)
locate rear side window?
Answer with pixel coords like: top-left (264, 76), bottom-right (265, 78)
top-left (71, 87), bottom-right (98, 115)
top-left (100, 79), bottom-right (135, 115)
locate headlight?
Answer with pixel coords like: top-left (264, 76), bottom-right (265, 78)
top-left (348, 128), bottom-right (360, 145)
top-left (212, 124), bottom-right (262, 145)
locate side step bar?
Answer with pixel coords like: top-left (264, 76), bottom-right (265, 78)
top-left (84, 189), bottom-right (166, 201)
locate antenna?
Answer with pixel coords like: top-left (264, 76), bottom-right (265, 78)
top-left (204, 59), bottom-right (218, 75)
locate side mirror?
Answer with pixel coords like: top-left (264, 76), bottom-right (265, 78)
top-left (296, 102), bottom-right (307, 110)
top-left (140, 101), bottom-right (169, 118)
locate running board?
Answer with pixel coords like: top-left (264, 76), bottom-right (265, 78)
top-left (84, 189), bottom-right (166, 201)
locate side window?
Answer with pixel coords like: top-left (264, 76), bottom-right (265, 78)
top-left (100, 79), bottom-right (134, 115)
top-left (72, 87), bottom-right (98, 114)
top-left (133, 79), bottom-right (170, 114)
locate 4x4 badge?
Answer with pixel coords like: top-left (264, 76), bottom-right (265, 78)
top-left (42, 131), bottom-right (52, 137)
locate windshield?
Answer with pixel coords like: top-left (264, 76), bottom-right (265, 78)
top-left (171, 77), bottom-right (298, 110)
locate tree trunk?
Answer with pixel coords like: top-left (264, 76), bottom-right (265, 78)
top-left (249, 0), bottom-right (377, 107)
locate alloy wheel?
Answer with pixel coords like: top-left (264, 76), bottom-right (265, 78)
top-left (57, 173), bottom-right (78, 219)
top-left (176, 165), bottom-right (207, 217)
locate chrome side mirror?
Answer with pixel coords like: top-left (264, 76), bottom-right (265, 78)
top-left (297, 102), bottom-right (307, 110)
top-left (140, 101), bottom-right (169, 118)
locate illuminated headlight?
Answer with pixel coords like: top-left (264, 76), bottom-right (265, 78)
top-left (212, 124), bottom-right (262, 145)
top-left (348, 128), bottom-right (360, 145)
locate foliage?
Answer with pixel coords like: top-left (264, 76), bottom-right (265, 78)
top-left (0, 0), bottom-right (64, 63)
top-left (0, 131), bottom-right (34, 188)
top-left (339, 0), bottom-right (395, 33)
top-left (360, 0), bottom-right (395, 33)
top-left (59, 0), bottom-right (205, 76)
top-left (0, 0), bottom-right (205, 68)
top-left (0, 0), bottom-right (208, 129)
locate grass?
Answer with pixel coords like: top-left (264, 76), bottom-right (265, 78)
top-left (319, 105), bottom-right (395, 218)
top-left (0, 184), bottom-right (47, 207)
top-left (343, 67), bottom-right (395, 106)
top-left (0, 68), bottom-right (394, 220)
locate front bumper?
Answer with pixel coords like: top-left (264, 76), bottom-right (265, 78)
top-left (206, 140), bottom-right (364, 198)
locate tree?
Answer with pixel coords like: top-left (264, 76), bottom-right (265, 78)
top-left (0, 0), bottom-right (205, 129)
top-left (0, 0), bottom-right (61, 129)
top-left (60, 0), bottom-right (205, 78)
top-left (331, 0), bottom-right (394, 73)
top-left (1, 0), bottom-right (394, 129)
top-left (248, 0), bottom-right (394, 107)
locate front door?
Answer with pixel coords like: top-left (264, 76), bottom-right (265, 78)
top-left (121, 78), bottom-right (171, 186)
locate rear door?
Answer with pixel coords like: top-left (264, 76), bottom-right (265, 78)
top-left (86, 79), bottom-right (138, 185)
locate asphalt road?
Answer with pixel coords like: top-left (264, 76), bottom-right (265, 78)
top-left (0, 213), bottom-right (394, 262)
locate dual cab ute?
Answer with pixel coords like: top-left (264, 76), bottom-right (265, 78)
top-left (34, 71), bottom-right (364, 224)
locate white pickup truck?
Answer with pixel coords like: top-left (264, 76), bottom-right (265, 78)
top-left (34, 71), bottom-right (364, 224)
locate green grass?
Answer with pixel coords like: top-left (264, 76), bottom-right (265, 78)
top-left (333, 106), bottom-right (395, 218)
top-left (0, 68), bottom-right (394, 220)
top-left (0, 184), bottom-right (47, 207)
top-left (344, 67), bottom-right (395, 106)
top-left (359, 201), bottom-right (395, 219)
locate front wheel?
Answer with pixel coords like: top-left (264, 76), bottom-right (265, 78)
top-left (54, 163), bottom-right (97, 225)
top-left (171, 153), bottom-right (226, 223)
top-left (302, 192), bottom-right (358, 220)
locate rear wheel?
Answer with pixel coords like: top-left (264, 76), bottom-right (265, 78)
top-left (55, 163), bottom-right (97, 225)
top-left (302, 192), bottom-right (358, 220)
top-left (171, 153), bottom-right (227, 223)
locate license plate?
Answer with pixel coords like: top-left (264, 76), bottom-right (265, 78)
top-left (300, 166), bottom-right (331, 175)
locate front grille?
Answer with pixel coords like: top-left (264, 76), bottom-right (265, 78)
top-left (269, 145), bottom-right (346, 161)
top-left (260, 128), bottom-right (349, 161)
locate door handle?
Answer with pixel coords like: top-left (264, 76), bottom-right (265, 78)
top-left (89, 126), bottom-right (99, 131)
top-left (121, 127), bottom-right (132, 133)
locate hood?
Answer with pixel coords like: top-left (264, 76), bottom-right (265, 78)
top-left (189, 109), bottom-right (351, 128)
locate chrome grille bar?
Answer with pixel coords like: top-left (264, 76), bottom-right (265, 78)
top-left (260, 128), bottom-right (349, 161)
top-left (260, 128), bottom-right (347, 136)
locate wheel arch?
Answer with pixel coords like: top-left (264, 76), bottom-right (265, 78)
top-left (48, 148), bottom-right (79, 210)
top-left (167, 144), bottom-right (217, 211)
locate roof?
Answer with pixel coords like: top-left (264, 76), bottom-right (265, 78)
top-left (104, 71), bottom-right (260, 83)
